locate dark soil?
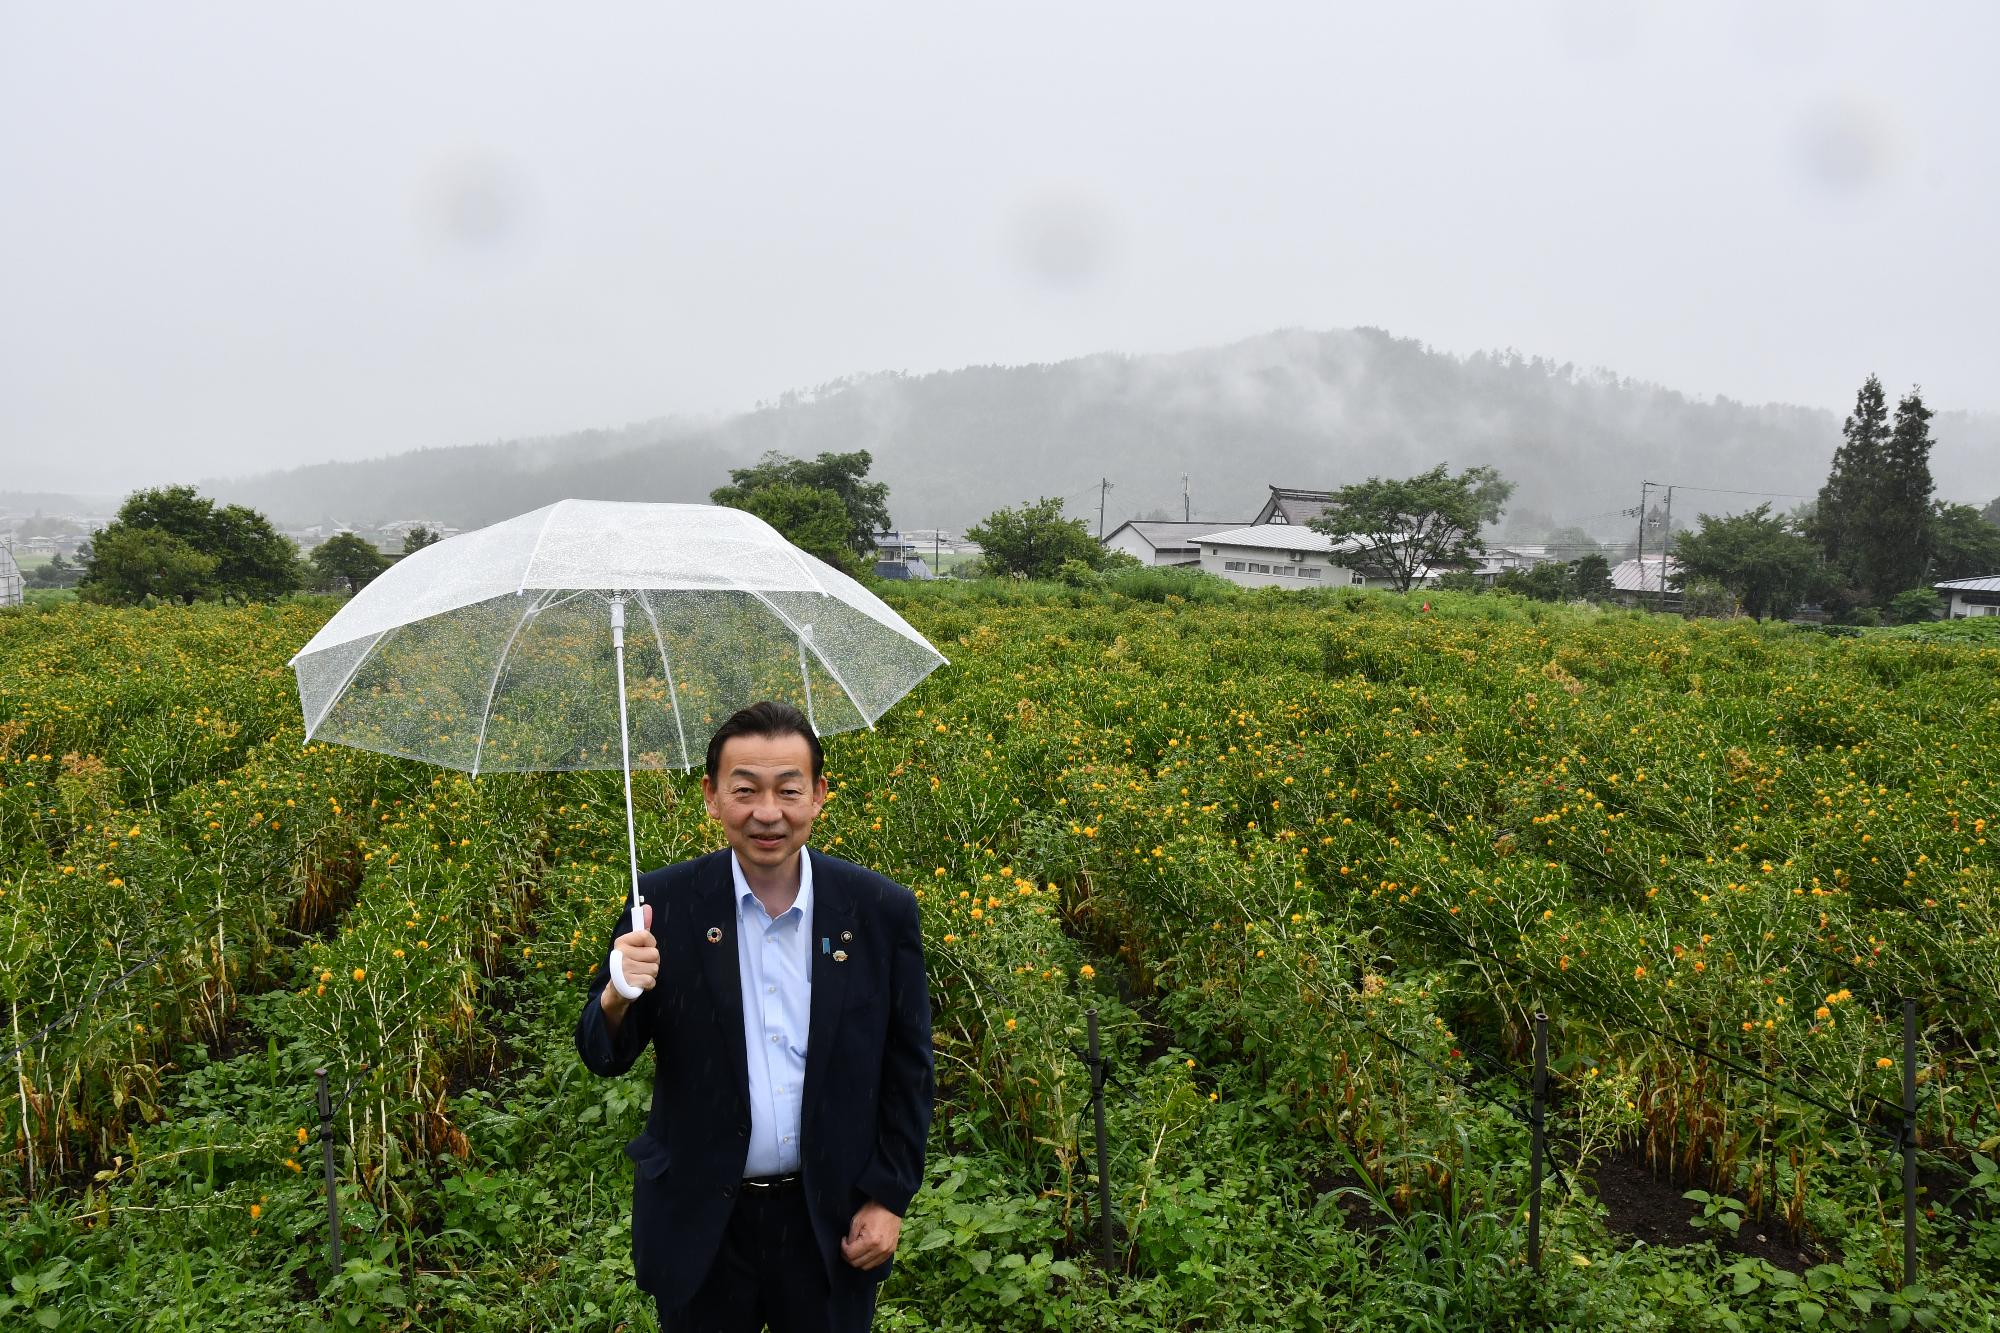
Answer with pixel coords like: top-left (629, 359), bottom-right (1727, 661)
top-left (1118, 986), bottom-right (1177, 1067)
top-left (1591, 1147), bottom-right (1816, 1273)
top-left (1919, 1161), bottom-right (1986, 1228)
top-left (1310, 1165), bottom-right (1399, 1239)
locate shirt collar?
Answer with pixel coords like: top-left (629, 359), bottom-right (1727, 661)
top-left (729, 847), bottom-right (813, 923)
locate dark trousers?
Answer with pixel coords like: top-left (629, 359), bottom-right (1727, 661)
top-left (656, 1183), bottom-right (865, 1333)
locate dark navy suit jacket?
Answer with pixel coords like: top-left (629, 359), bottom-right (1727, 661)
top-left (575, 847), bottom-right (934, 1326)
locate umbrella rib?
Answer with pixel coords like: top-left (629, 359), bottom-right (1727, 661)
top-left (742, 587), bottom-right (876, 731)
top-left (305, 628), bottom-right (393, 741)
top-left (515, 502), bottom-right (563, 596)
top-left (472, 589), bottom-right (554, 778)
top-left (635, 591), bottom-right (692, 770)
top-left (778, 534), bottom-right (831, 595)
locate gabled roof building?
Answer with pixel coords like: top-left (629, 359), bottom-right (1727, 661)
top-left (1934, 575), bottom-right (2000, 618)
top-left (1101, 519), bottom-right (1247, 567)
top-left (1193, 524), bottom-right (1405, 590)
top-left (1251, 486), bottom-right (1335, 527)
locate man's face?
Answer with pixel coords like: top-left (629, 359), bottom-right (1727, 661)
top-left (701, 731), bottom-right (828, 876)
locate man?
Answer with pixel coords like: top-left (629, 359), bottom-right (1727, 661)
top-left (576, 701), bottom-right (934, 1332)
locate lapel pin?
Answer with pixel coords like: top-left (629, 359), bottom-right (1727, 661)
top-left (706, 926), bottom-right (723, 944)
top-left (839, 930), bottom-right (853, 943)
top-left (821, 937), bottom-right (830, 954)
top-left (833, 950), bottom-right (849, 963)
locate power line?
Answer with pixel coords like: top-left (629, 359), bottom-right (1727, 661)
top-left (1664, 484), bottom-right (1816, 502)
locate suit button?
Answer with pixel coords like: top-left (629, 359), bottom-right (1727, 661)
top-left (739, 1122), bottom-right (751, 1137)
top-left (722, 1185), bottom-right (734, 1199)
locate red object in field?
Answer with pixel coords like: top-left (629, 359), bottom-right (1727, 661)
top-left (1421, 602), bottom-right (1431, 612)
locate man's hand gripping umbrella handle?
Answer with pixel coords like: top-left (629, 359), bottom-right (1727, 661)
top-left (609, 947), bottom-right (646, 1001)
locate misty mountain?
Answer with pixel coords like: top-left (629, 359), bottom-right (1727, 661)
top-left (200, 418), bottom-right (736, 533)
top-left (202, 328), bottom-right (1997, 539)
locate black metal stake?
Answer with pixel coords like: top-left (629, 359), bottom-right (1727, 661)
top-left (1529, 1012), bottom-right (1547, 1273)
top-left (315, 1067), bottom-right (342, 1277)
top-left (1088, 1008), bottom-right (1113, 1278)
top-left (1901, 999), bottom-right (1918, 1290)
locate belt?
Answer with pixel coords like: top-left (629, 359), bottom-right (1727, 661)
top-left (741, 1172), bottom-right (801, 1191)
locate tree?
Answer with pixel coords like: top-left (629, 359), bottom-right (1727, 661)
top-left (1811, 375), bottom-right (1889, 578)
top-left (1496, 562), bottom-right (1574, 602)
top-left (1431, 571), bottom-right (1487, 594)
top-left (721, 483), bottom-right (859, 574)
top-left (1810, 377), bottom-right (1936, 606)
top-left (312, 533), bottom-right (390, 595)
top-left (1888, 587), bottom-right (1943, 625)
top-left (1572, 553), bottom-right (1613, 599)
top-left (1671, 504), bottom-right (1818, 622)
top-left (1542, 526), bottom-right (1603, 557)
top-left (208, 502), bottom-right (303, 602)
top-left (966, 497), bottom-right (1103, 580)
top-left (710, 450), bottom-right (891, 560)
top-left (1983, 495), bottom-right (2000, 528)
top-left (402, 525), bottom-right (442, 555)
top-left (78, 485), bottom-right (300, 605)
top-left (23, 553), bottom-right (83, 590)
top-left (1306, 464), bottom-right (1514, 594)
top-left (1679, 578), bottom-right (1738, 619)
top-left (1930, 503), bottom-right (2000, 581)
top-left (1863, 387), bottom-right (1936, 596)
top-left (78, 526), bottom-right (218, 606)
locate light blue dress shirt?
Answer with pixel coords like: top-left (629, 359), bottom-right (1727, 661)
top-left (732, 849), bottom-right (813, 1178)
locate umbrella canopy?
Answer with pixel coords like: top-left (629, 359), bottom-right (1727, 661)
top-left (290, 500), bottom-right (947, 775)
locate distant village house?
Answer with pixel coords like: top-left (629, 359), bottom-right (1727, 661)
top-left (1100, 520), bottom-right (1242, 568)
top-left (1194, 524), bottom-right (1402, 589)
top-left (1609, 554), bottom-right (1682, 609)
top-left (1934, 575), bottom-right (2000, 618)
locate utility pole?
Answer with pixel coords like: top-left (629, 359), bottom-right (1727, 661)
top-left (1182, 473), bottom-right (1191, 523)
top-left (1632, 481), bottom-right (1652, 605)
top-left (934, 528), bottom-right (941, 577)
top-left (1097, 477), bottom-right (1112, 540)
top-left (1657, 485), bottom-right (1674, 613)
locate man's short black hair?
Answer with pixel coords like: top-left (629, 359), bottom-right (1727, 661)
top-left (704, 700), bottom-right (824, 782)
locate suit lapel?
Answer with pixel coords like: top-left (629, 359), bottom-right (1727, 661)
top-left (803, 849), bottom-right (853, 1118)
top-left (696, 852), bottom-right (750, 1115)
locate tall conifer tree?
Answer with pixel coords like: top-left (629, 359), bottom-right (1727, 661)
top-left (1867, 387), bottom-right (1936, 595)
top-left (1812, 375), bottom-right (1888, 580)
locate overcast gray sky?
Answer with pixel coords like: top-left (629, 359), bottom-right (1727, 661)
top-left (4, 1), bottom-right (1995, 496)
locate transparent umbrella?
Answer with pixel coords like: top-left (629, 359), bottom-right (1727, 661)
top-left (289, 500), bottom-right (947, 994)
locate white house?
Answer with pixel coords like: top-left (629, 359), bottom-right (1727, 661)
top-left (1935, 575), bottom-right (2000, 618)
top-left (1472, 544), bottom-right (1564, 586)
top-left (1101, 519), bottom-right (1246, 568)
top-left (1194, 524), bottom-right (1403, 590)
top-left (1610, 554), bottom-right (1682, 607)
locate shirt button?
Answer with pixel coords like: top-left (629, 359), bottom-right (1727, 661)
top-left (771, 1035), bottom-right (782, 1044)
top-left (766, 985), bottom-right (775, 994)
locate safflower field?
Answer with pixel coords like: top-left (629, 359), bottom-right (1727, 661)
top-left (3, 579), bottom-right (1997, 1330)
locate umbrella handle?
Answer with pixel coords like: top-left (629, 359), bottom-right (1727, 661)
top-left (608, 948), bottom-right (645, 1001)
